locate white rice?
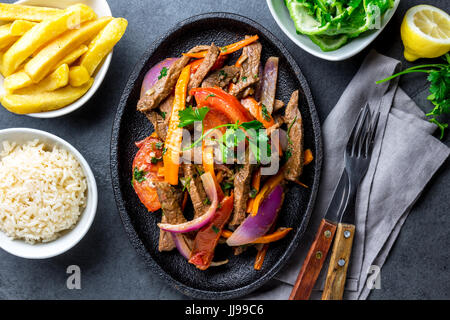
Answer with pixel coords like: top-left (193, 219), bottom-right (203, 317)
top-left (0, 140), bottom-right (87, 244)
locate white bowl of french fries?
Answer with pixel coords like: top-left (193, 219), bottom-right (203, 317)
top-left (0, 0), bottom-right (127, 118)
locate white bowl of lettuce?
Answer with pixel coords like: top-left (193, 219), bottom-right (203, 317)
top-left (267, 0), bottom-right (399, 61)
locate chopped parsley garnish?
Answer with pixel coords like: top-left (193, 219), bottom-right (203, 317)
top-left (222, 181), bottom-right (234, 190)
top-left (241, 76), bottom-right (247, 82)
top-left (151, 157), bottom-right (161, 164)
top-left (178, 106), bottom-right (210, 128)
top-left (155, 142), bottom-right (163, 150)
top-left (203, 198), bottom-right (211, 205)
top-left (261, 104), bottom-right (271, 122)
top-left (219, 70), bottom-right (228, 78)
top-left (159, 111), bottom-right (167, 120)
top-left (180, 177), bottom-right (191, 192)
top-left (212, 225), bottom-right (220, 234)
top-left (133, 167), bottom-right (146, 183)
top-left (158, 67), bottom-right (168, 80)
top-left (162, 147), bottom-right (168, 155)
top-left (221, 47), bottom-right (228, 53)
top-left (249, 188), bottom-right (258, 198)
top-left (205, 94), bottom-right (216, 101)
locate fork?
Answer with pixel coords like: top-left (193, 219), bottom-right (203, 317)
top-left (321, 105), bottom-right (380, 300)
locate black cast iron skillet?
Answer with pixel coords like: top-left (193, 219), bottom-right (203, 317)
top-left (111, 12), bottom-right (322, 299)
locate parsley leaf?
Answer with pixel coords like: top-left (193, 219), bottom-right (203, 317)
top-left (158, 67), bottom-right (168, 80)
top-left (261, 104), bottom-right (272, 122)
top-left (133, 168), bottom-right (146, 183)
top-left (377, 53), bottom-right (450, 139)
top-left (159, 111), bottom-right (166, 120)
top-left (212, 225), bottom-right (220, 234)
top-left (178, 106), bottom-right (210, 128)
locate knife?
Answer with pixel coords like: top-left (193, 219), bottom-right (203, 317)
top-left (289, 169), bottom-right (349, 300)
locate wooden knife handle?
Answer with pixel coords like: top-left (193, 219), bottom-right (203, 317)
top-left (289, 219), bottom-right (337, 300)
top-left (321, 223), bottom-right (355, 300)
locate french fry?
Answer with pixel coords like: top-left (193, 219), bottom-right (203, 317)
top-left (0, 51), bottom-right (4, 76)
top-left (0, 3), bottom-right (63, 22)
top-left (0, 78), bottom-right (94, 114)
top-left (80, 18), bottom-right (128, 75)
top-left (3, 70), bottom-right (33, 93)
top-left (60, 44), bottom-right (88, 66)
top-left (0, 23), bottom-right (18, 50)
top-left (2, 4), bottom-right (97, 76)
top-left (69, 66), bottom-right (90, 87)
top-left (0, 20), bottom-right (37, 50)
top-left (10, 20), bottom-right (37, 36)
top-left (3, 45), bottom-right (88, 92)
top-left (25, 17), bottom-right (112, 83)
top-left (14, 64), bottom-right (69, 95)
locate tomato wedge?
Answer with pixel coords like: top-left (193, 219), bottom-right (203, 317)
top-left (191, 87), bottom-right (253, 124)
top-left (132, 136), bottom-right (164, 212)
top-left (189, 193), bottom-right (234, 270)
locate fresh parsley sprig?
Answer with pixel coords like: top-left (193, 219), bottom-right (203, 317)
top-left (178, 106), bottom-right (210, 128)
top-left (377, 53), bottom-right (450, 139)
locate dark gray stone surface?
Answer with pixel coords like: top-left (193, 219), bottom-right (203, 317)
top-left (0, 0), bottom-right (448, 300)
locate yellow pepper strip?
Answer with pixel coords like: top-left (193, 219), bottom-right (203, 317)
top-left (250, 169), bottom-right (285, 216)
top-left (163, 65), bottom-right (191, 185)
top-left (202, 145), bottom-right (224, 200)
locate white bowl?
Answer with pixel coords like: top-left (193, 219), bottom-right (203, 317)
top-left (267, 0), bottom-right (400, 61)
top-left (0, 0), bottom-right (112, 118)
top-left (0, 128), bottom-right (98, 259)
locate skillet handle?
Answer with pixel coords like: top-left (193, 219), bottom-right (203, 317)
top-left (289, 219), bottom-right (337, 300)
top-left (321, 223), bottom-right (355, 300)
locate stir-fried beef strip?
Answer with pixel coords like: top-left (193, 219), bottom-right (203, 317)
top-left (155, 182), bottom-right (186, 252)
top-left (229, 162), bottom-right (255, 227)
top-left (229, 37), bottom-right (262, 97)
top-left (137, 45), bottom-right (210, 113)
top-left (145, 94), bottom-right (174, 141)
top-left (137, 56), bottom-right (190, 113)
top-left (260, 57), bottom-right (279, 114)
top-left (201, 65), bottom-right (240, 89)
top-left (283, 90), bottom-right (304, 182)
top-left (187, 43), bottom-right (220, 102)
top-left (183, 164), bottom-right (209, 219)
top-left (273, 99), bottom-right (285, 113)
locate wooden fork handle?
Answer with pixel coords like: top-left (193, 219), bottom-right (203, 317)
top-left (321, 223), bottom-right (356, 300)
top-left (289, 219), bottom-right (337, 300)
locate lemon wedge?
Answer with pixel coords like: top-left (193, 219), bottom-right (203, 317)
top-left (401, 5), bottom-right (450, 61)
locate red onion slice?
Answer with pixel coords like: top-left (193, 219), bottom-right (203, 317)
top-left (226, 185), bottom-right (284, 246)
top-left (158, 172), bottom-right (218, 233)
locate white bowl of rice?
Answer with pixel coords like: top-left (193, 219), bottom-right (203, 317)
top-left (0, 128), bottom-right (97, 259)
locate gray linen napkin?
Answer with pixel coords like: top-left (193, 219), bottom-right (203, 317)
top-left (248, 50), bottom-right (450, 300)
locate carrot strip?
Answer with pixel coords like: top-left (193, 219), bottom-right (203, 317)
top-left (163, 65), bottom-right (191, 185)
top-left (304, 148), bottom-right (314, 166)
top-left (183, 35), bottom-right (259, 59)
top-left (254, 245), bottom-right (268, 270)
top-left (293, 180), bottom-right (309, 189)
top-left (181, 191), bottom-right (188, 211)
top-left (246, 168), bottom-right (261, 213)
top-left (221, 228), bottom-right (292, 244)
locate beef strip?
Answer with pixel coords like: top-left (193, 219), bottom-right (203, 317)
top-left (145, 94), bottom-right (174, 140)
top-left (229, 162), bottom-right (255, 227)
top-left (283, 90), bottom-right (304, 182)
top-left (201, 65), bottom-right (239, 89)
top-left (137, 45), bottom-right (209, 113)
top-left (155, 182), bottom-right (186, 252)
top-left (229, 37), bottom-right (262, 98)
top-left (187, 43), bottom-right (220, 102)
top-left (137, 56), bottom-right (190, 113)
top-left (183, 164), bottom-right (209, 219)
top-left (273, 99), bottom-right (285, 113)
